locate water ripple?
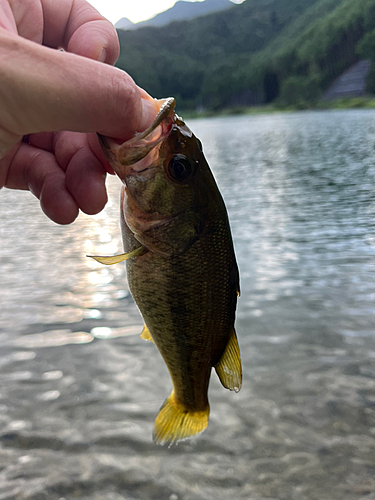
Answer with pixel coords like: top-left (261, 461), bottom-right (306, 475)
top-left (1, 110), bottom-right (375, 499)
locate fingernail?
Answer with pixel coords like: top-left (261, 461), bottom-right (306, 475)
top-left (139, 98), bottom-right (159, 132)
top-left (98, 48), bottom-right (107, 63)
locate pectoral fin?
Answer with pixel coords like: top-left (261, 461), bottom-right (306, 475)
top-left (140, 324), bottom-right (154, 343)
top-left (87, 246), bottom-right (146, 265)
top-left (215, 328), bottom-right (242, 393)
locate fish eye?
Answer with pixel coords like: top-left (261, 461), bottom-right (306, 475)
top-left (168, 155), bottom-right (194, 182)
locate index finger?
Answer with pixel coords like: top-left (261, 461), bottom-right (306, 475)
top-left (41, 0), bottom-right (119, 64)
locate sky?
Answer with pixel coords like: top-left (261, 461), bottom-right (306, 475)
top-left (87, 0), bottom-right (243, 25)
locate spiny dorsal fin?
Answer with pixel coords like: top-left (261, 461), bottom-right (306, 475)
top-left (140, 324), bottom-right (154, 343)
top-left (87, 246), bottom-right (146, 265)
top-left (215, 328), bottom-right (242, 393)
top-left (153, 391), bottom-right (209, 446)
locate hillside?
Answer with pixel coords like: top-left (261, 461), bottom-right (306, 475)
top-left (116, 0), bottom-right (375, 110)
top-left (115, 0), bottom-right (234, 30)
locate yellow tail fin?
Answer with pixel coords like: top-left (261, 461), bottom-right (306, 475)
top-left (153, 391), bottom-right (209, 446)
top-left (215, 328), bottom-right (242, 393)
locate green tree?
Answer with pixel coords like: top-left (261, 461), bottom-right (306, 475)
top-left (356, 30), bottom-right (375, 59)
top-left (279, 73), bottom-right (321, 106)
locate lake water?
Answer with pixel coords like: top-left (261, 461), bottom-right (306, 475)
top-left (1, 109), bottom-right (375, 500)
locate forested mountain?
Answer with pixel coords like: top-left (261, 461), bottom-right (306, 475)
top-left (115, 0), bottom-right (234, 31)
top-left (116, 0), bottom-right (375, 110)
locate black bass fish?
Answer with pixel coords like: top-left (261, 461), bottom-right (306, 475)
top-left (89, 97), bottom-right (241, 445)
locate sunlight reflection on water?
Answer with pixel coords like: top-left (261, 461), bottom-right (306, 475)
top-left (1, 110), bottom-right (375, 499)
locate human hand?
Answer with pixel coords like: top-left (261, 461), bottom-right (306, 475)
top-left (0, 0), bottom-right (158, 224)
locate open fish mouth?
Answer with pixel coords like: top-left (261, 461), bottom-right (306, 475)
top-left (98, 97), bottom-right (176, 180)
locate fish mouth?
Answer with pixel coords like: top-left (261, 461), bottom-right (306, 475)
top-left (98, 97), bottom-right (176, 180)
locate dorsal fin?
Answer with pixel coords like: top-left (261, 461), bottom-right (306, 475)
top-left (214, 328), bottom-right (242, 393)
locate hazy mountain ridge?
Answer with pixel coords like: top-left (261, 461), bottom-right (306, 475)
top-left (116, 0), bottom-right (375, 109)
top-left (115, 17), bottom-right (134, 30)
top-left (115, 0), bottom-right (234, 31)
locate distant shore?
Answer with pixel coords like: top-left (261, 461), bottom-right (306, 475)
top-left (180, 96), bottom-right (375, 119)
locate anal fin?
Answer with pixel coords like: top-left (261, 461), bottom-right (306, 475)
top-left (140, 324), bottom-right (154, 343)
top-left (87, 246), bottom-right (146, 265)
top-left (215, 328), bottom-right (242, 393)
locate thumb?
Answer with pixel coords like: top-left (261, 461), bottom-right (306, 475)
top-left (0, 30), bottom-right (158, 153)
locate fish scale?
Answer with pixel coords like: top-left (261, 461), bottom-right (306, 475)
top-left (91, 97), bottom-right (242, 444)
top-left (124, 220), bottom-right (233, 409)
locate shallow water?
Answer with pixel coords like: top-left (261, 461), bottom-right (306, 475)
top-left (1, 109), bottom-right (375, 499)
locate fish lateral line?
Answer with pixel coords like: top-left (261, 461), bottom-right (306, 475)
top-left (86, 246), bottom-right (147, 265)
